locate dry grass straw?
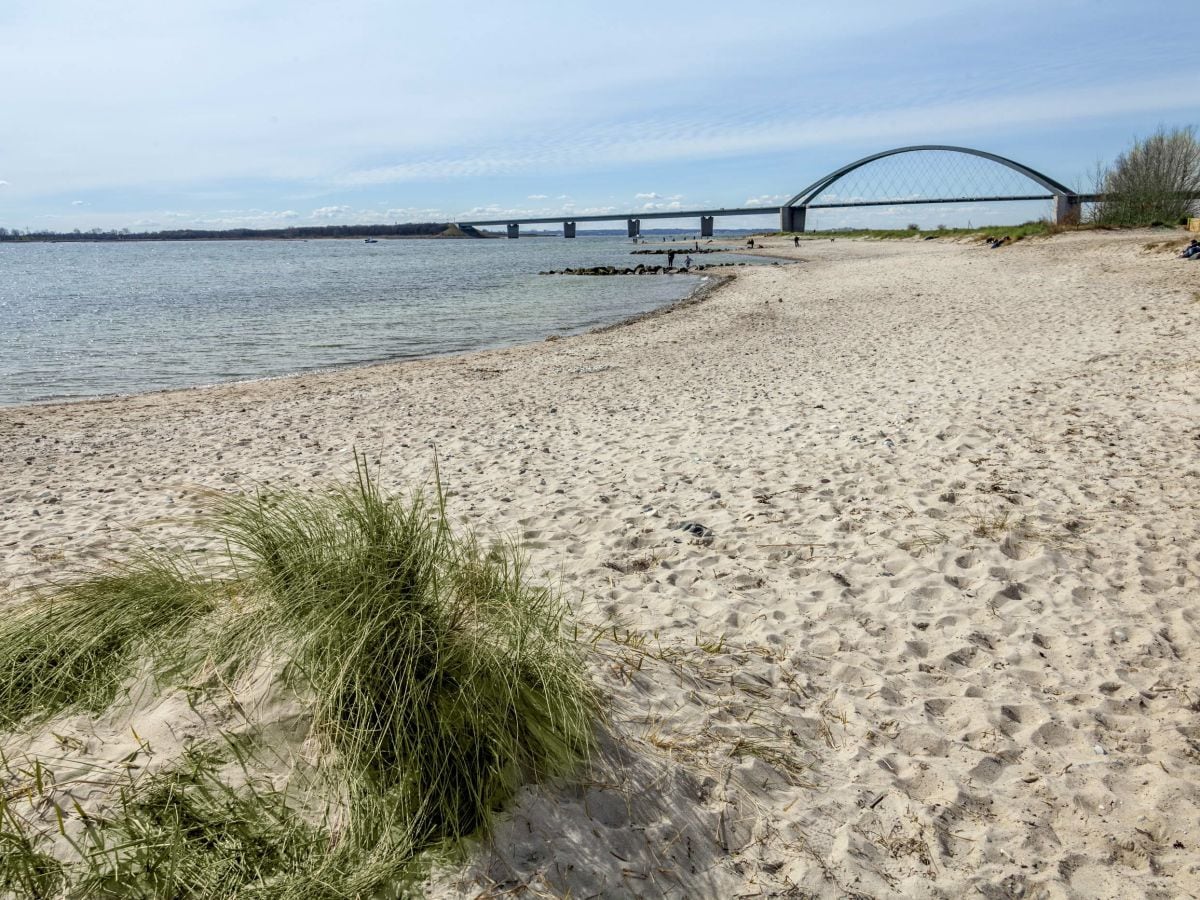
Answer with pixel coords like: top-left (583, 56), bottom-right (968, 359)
top-left (584, 620), bottom-right (820, 790)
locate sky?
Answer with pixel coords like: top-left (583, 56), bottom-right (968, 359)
top-left (0, 1), bottom-right (1194, 233)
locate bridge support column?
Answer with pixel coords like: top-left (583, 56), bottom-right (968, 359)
top-left (627, 218), bottom-right (640, 238)
top-left (563, 221), bottom-right (576, 238)
top-left (780, 206), bottom-right (806, 233)
top-left (1053, 194), bottom-right (1081, 226)
top-left (506, 223), bottom-right (519, 239)
top-left (700, 215), bottom-right (714, 238)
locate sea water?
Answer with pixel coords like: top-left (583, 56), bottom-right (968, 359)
top-left (0, 236), bottom-right (748, 405)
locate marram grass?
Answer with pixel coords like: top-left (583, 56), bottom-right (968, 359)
top-left (0, 460), bottom-right (597, 897)
top-left (0, 555), bottom-right (218, 728)
top-left (211, 462), bottom-right (596, 865)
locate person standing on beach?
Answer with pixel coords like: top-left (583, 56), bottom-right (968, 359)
top-left (684, 255), bottom-right (693, 268)
top-left (793, 235), bottom-right (799, 247)
top-left (667, 249), bottom-right (676, 267)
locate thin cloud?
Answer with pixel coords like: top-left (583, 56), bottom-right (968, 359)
top-left (385, 207), bottom-right (445, 220)
top-left (745, 194), bottom-right (786, 207)
top-left (331, 74), bottom-right (1200, 188)
top-left (453, 200), bottom-right (604, 220)
top-left (310, 205), bottom-right (351, 219)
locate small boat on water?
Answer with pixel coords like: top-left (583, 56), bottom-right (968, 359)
top-left (364, 238), bottom-right (378, 243)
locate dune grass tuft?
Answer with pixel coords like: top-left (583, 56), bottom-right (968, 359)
top-left (0, 458), bottom-right (596, 895)
top-left (212, 461), bottom-right (595, 864)
top-left (0, 556), bottom-right (218, 728)
top-left (68, 746), bottom-right (329, 899)
top-left (0, 802), bottom-right (64, 899)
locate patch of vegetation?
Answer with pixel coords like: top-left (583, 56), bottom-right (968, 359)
top-left (0, 459), bottom-right (596, 896)
top-left (213, 463), bottom-right (595, 865)
top-left (898, 526), bottom-right (950, 558)
top-left (967, 505), bottom-right (1013, 541)
top-left (1089, 125), bottom-right (1200, 226)
top-left (76, 748), bottom-right (328, 898)
top-left (0, 801), bottom-right (64, 900)
top-left (0, 557), bottom-right (217, 728)
top-left (776, 220), bottom-right (1063, 242)
top-left (1, 742), bottom-right (379, 899)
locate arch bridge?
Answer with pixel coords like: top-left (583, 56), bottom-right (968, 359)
top-left (456, 145), bottom-right (1090, 238)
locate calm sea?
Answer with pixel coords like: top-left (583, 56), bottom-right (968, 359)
top-left (0, 236), bottom-right (746, 406)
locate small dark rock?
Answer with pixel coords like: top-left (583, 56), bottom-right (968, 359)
top-left (673, 521), bottom-right (713, 539)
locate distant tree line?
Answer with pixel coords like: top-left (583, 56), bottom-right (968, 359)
top-left (0, 222), bottom-right (482, 242)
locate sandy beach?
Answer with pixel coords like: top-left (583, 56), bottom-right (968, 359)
top-left (2, 230), bottom-right (1199, 897)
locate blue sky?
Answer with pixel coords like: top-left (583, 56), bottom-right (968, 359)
top-left (0, 1), bottom-right (1193, 232)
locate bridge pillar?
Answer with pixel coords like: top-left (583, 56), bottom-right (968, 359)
top-left (780, 206), bottom-right (806, 233)
top-left (627, 218), bottom-right (641, 238)
top-left (1053, 194), bottom-right (1081, 226)
top-left (506, 223), bottom-right (519, 239)
top-left (700, 215), bottom-right (714, 238)
top-left (563, 221), bottom-right (576, 239)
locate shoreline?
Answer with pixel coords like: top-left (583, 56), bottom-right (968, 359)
top-left (3, 230), bottom-right (1199, 897)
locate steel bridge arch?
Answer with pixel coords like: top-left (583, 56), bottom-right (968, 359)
top-left (783, 144), bottom-right (1077, 209)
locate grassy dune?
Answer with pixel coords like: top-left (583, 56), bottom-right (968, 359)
top-left (0, 460), bottom-right (596, 898)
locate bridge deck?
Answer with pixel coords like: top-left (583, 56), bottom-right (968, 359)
top-left (458, 207), bottom-right (777, 227)
top-left (457, 195), bottom-right (1083, 228)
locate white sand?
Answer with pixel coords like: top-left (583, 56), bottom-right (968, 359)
top-left (2, 230), bottom-right (1199, 897)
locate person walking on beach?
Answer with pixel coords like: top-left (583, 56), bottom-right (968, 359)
top-left (667, 249), bottom-right (676, 267)
top-left (684, 255), bottom-right (693, 268)
top-left (793, 235), bottom-right (799, 247)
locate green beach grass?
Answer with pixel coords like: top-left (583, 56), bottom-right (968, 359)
top-left (0, 459), bottom-right (596, 898)
top-left (778, 220), bottom-right (1064, 242)
top-left (0, 556), bottom-right (218, 729)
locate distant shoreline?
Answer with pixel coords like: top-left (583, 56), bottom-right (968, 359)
top-left (1, 234), bottom-right (497, 244)
top-left (0, 222), bottom-right (492, 244)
